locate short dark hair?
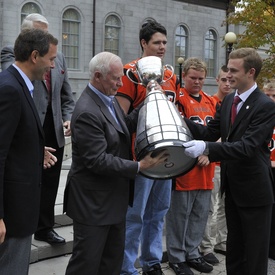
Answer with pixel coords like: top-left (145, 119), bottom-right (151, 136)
top-left (14, 28), bottom-right (58, 62)
top-left (139, 20), bottom-right (167, 51)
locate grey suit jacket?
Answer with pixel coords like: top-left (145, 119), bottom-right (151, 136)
top-left (64, 85), bottom-right (140, 226)
top-left (1, 46), bottom-right (75, 148)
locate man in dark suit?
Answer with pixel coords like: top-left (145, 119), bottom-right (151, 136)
top-left (0, 29), bottom-right (58, 275)
top-left (63, 51), bottom-right (168, 275)
top-left (1, 13), bottom-right (75, 245)
top-left (182, 47), bottom-right (275, 275)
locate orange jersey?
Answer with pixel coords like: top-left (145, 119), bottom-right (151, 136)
top-left (175, 88), bottom-right (216, 191)
top-left (117, 58), bottom-right (180, 108)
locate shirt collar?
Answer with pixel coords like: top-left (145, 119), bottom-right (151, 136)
top-left (12, 64), bottom-right (34, 93)
top-left (88, 82), bottom-right (114, 107)
top-left (235, 83), bottom-right (257, 102)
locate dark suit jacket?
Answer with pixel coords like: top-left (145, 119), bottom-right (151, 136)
top-left (1, 47), bottom-right (75, 148)
top-left (64, 85), bottom-right (140, 225)
top-left (0, 66), bottom-right (44, 237)
top-left (185, 88), bottom-right (275, 207)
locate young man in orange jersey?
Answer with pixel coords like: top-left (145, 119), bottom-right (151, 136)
top-left (200, 65), bottom-right (232, 263)
top-left (116, 20), bottom-right (180, 275)
top-left (263, 80), bottom-right (275, 260)
top-left (166, 57), bottom-right (216, 275)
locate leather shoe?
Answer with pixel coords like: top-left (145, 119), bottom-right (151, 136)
top-left (203, 252), bottom-right (219, 265)
top-left (168, 262), bottom-right (194, 275)
top-left (34, 230), bottom-right (66, 245)
top-left (143, 264), bottom-right (164, 275)
top-left (187, 257), bottom-right (213, 273)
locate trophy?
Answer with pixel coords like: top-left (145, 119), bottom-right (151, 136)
top-left (126, 56), bottom-right (174, 86)
top-left (126, 56), bottom-right (196, 179)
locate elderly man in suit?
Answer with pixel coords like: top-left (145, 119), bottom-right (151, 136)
top-left (0, 29), bottom-right (58, 275)
top-left (182, 48), bottom-right (275, 275)
top-left (1, 13), bottom-right (75, 245)
top-left (63, 51), bottom-right (168, 275)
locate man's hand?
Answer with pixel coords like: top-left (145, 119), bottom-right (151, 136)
top-left (0, 219), bottom-right (6, 244)
top-left (139, 149), bottom-right (169, 171)
top-left (44, 147), bottom-right (57, 169)
top-left (183, 140), bottom-right (206, 158)
top-left (63, 121), bottom-right (71, 136)
top-left (197, 155), bottom-right (210, 167)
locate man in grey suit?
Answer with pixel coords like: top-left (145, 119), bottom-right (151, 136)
top-left (0, 28), bottom-right (58, 275)
top-left (1, 13), bottom-right (75, 245)
top-left (63, 51), bottom-right (168, 275)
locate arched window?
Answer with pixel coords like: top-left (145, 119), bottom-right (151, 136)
top-left (175, 25), bottom-right (188, 84)
top-left (104, 15), bottom-right (121, 55)
top-left (21, 2), bottom-right (41, 23)
top-left (204, 30), bottom-right (217, 77)
top-left (62, 9), bottom-right (80, 69)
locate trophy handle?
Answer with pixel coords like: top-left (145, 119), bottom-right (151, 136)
top-left (126, 68), bottom-right (140, 85)
top-left (162, 64), bottom-right (174, 83)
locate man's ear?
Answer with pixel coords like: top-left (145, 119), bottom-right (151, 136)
top-left (94, 71), bottom-right (101, 82)
top-left (30, 50), bottom-right (39, 63)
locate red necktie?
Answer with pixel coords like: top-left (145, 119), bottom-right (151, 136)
top-left (231, 95), bottom-right (242, 124)
top-left (44, 71), bottom-right (52, 103)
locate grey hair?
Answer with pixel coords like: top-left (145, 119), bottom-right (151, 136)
top-left (21, 13), bottom-right (49, 31)
top-left (89, 52), bottom-right (122, 79)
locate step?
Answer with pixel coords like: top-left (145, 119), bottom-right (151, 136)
top-left (30, 214), bottom-right (73, 263)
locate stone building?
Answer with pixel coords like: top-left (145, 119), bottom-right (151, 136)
top-left (0, 0), bottom-right (235, 98)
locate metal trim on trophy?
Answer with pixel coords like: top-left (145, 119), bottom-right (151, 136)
top-left (126, 56), bottom-right (196, 179)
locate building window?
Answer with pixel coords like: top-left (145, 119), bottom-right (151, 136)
top-left (204, 30), bottom-right (217, 77)
top-left (21, 3), bottom-right (41, 23)
top-left (62, 9), bottom-right (80, 69)
top-left (175, 25), bottom-right (188, 81)
top-left (104, 15), bottom-right (121, 55)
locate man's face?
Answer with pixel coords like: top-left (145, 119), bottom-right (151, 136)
top-left (98, 61), bottom-right (124, 96)
top-left (34, 43), bottom-right (57, 81)
top-left (264, 88), bottom-right (275, 103)
top-left (217, 71), bottom-right (232, 96)
top-left (227, 58), bottom-right (255, 93)
top-left (141, 32), bottom-right (167, 59)
top-left (183, 68), bottom-right (206, 96)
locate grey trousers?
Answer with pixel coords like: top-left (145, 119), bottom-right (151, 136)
top-left (0, 235), bottom-right (32, 275)
top-left (166, 189), bottom-right (211, 263)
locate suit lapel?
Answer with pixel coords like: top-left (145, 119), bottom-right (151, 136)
top-left (86, 86), bottom-right (128, 136)
top-left (8, 66), bottom-right (44, 138)
top-left (232, 88), bottom-right (259, 129)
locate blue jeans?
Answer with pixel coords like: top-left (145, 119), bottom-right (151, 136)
top-left (121, 174), bottom-right (172, 274)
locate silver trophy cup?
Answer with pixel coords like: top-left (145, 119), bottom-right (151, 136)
top-left (126, 56), bottom-right (196, 179)
top-left (126, 56), bottom-right (174, 86)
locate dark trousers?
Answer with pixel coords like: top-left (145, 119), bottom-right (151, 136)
top-left (36, 107), bottom-right (64, 234)
top-left (225, 191), bottom-right (272, 275)
top-left (0, 235), bottom-right (32, 275)
top-left (269, 168), bottom-right (275, 260)
top-left (66, 220), bottom-right (125, 275)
